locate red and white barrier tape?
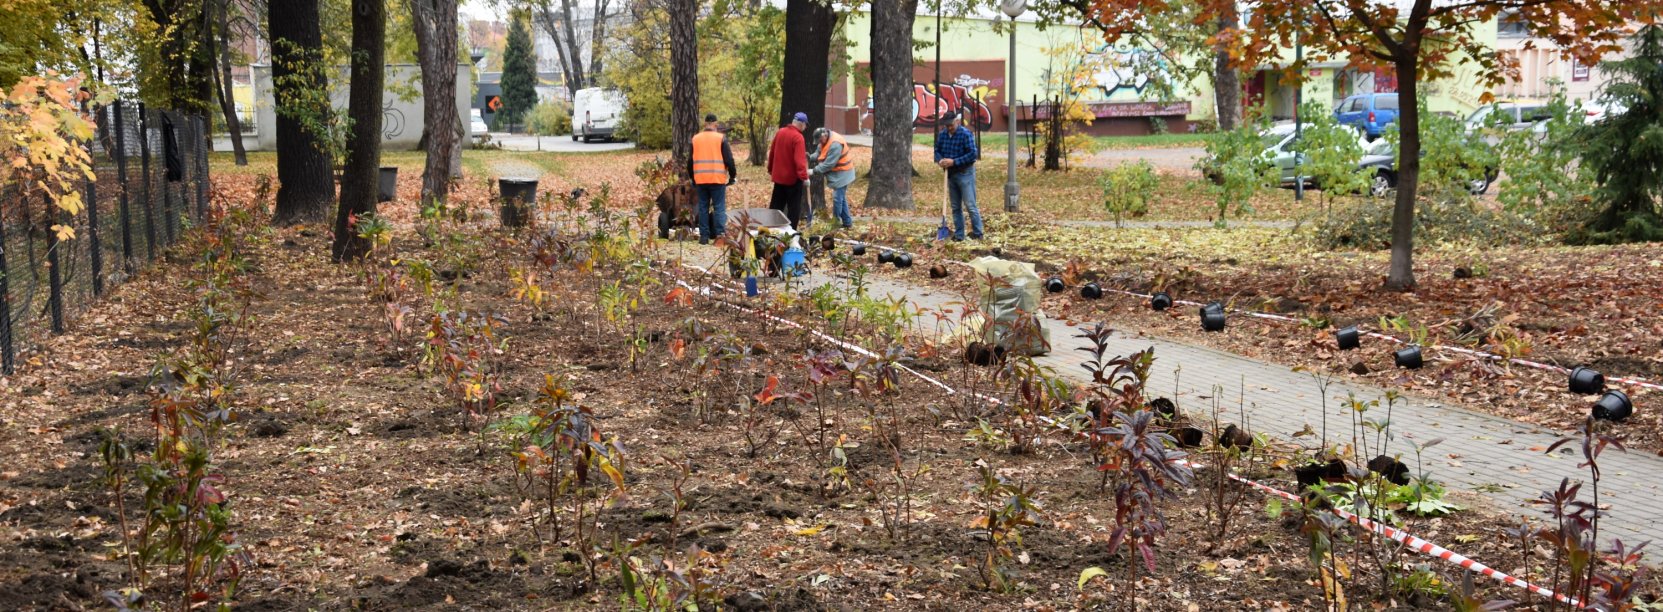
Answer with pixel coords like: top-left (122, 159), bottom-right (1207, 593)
top-left (659, 252), bottom-right (1581, 607)
top-left (835, 237), bottom-right (1662, 393)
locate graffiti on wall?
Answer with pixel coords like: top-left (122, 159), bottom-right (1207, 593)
top-left (1080, 45), bottom-right (1165, 98)
top-left (858, 74), bottom-right (1000, 134)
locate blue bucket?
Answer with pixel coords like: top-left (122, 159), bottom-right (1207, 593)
top-left (781, 248), bottom-right (807, 277)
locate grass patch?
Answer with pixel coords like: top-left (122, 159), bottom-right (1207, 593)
top-left (911, 131), bottom-right (1209, 152)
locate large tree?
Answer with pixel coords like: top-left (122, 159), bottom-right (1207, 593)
top-left (209, 0), bottom-right (249, 165)
top-left (498, 11), bottom-right (538, 127)
top-left (668, 0), bottom-right (699, 173)
top-left (863, 0), bottom-right (918, 210)
top-left (1577, 24), bottom-right (1663, 244)
top-left (1084, 0), bottom-right (1638, 291)
top-left (331, 0), bottom-right (386, 261)
top-left (269, 0), bottom-right (337, 225)
top-left (411, 0), bottom-right (462, 205)
top-left (779, 0), bottom-right (835, 129)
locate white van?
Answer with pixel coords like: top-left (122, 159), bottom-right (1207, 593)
top-left (572, 88), bottom-right (626, 142)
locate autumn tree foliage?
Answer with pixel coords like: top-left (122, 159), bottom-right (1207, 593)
top-left (1081, 0), bottom-right (1647, 291)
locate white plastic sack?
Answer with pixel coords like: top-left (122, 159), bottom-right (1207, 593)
top-left (965, 256), bottom-right (1050, 356)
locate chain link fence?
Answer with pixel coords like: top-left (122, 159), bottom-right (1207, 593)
top-left (1, 101), bottom-right (209, 374)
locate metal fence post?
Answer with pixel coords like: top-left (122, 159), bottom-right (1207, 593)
top-left (0, 189), bottom-right (13, 375)
top-left (138, 103), bottom-right (157, 260)
top-left (113, 101), bottom-right (134, 270)
top-left (47, 193), bottom-right (64, 335)
top-left (86, 175), bottom-right (103, 296)
top-left (158, 112), bottom-right (175, 247)
top-left (195, 115), bottom-right (209, 219)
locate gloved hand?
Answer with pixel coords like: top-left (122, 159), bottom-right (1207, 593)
top-left (727, 177), bottom-right (735, 186)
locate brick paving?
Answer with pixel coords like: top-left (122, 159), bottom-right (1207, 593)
top-left (689, 249), bottom-right (1663, 549)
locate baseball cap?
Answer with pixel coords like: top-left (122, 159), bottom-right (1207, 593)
top-left (792, 112), bottom-right (808, 124)
top-left (704, 113), bottom-right (718, 123)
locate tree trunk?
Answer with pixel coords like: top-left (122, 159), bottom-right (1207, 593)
top-left (269, 0), bottom-right (336, 225)
top-left (332, 0), bottom-right (386, 262)
top-left (535, 7), bottom-right (580, 93)
top-left (779, 0), bottom-right (834, 129)
top-left (211, 0), bottom-right (247, 165)
top-left (559, 0), bottom-right (586, 91)
top-left (412, 0), bottom-right (460, 206)
top-left (1212, 9), bottom-right (1242, 131)
top-left (863, 0), bottom-right (916, 210)
top-left (668, 0), bottom-right (699, 176)
top-left (589, 0), bottom-right (610, 83)
top-left (1385, 50), bottom-right (1419, 291)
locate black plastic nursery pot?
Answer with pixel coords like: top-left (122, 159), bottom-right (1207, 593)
top-left (851, 243), bottom-right (867, 256)
top-left (877, 249), bottom-right (894, 264)
top-left (1569, 366), bottom-right (1605, 394)
top-left (1592, 390), bottom-right (1633, 422)
top-left (1394, 346), bottom-right (1424, 369)
top-left (1151, 292), bottom-right (1173, 311)
top-left (928, 264), bottom-right (948, 279)
top-left (820, 235), bottom-right (836, 251)
top-left (1200, 301), bottom-right (1224, 316)
top-left (1295, 458), bottom-right (1348, 493)
top-left (498, 178), bottom-right (538, 228)
top-left (1171, 427), bottom-right (1205, 448)
top-left (894, 253), bottom-right (914, 268)
top-left (1367, 454), bottom-right (1410, 486)
top-left (378, 167), bottom-right (398, 202)
top-left (1200, 310), bottom-right (1226, 332)
top-left (1045, 277), bottom-right (1066, 293)
top-left (1079, 282), bottom-right (1103, 299)
top-left (1336, 325), bottom-right (1361, 350)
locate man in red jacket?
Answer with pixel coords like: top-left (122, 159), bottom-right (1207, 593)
top-left (767, 112), bottom-right (811, 229)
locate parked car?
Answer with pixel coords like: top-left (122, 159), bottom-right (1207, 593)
top-left (470, 108), bottom-right (488, 136)
top-left (1356, 139), bottom-right (1498, 197)
top-left (1200, 122), bottom-right (1367, 187)
top-left (1334, 93), bottom-right (1400, 140)
top-left (1464, 100), bottom-right (1553, 141)
top-left (571, 87), bottom-right (626, 142)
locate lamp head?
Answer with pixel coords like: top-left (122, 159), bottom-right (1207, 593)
top-left (1000, 0), bottom-right (1027, 18)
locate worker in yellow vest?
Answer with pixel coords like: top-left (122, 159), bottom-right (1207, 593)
top-left (687, 114), bottom-right (737, 244)
top-left (809, 127), bottom-right (857, 229)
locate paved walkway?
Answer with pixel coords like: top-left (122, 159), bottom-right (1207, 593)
top-left (684, 244), bottom-right (1663, 549)
top-left (867, 215), bottom-right (1295, 230)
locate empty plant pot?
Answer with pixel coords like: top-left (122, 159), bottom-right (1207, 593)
top-left (1080, 282), bottom-right (1103, 300)
top-left (877, 250), bottom-right (894, 264)
top-left (1171, 426), bottom-right (1205, 448)
top-left (1367, 454), bottom-right (1411, 486)
top-left (1151, 292), bottom-right (1173, 311)
top-left (1149, 397), bottom-right (1178, 421)
top-left (1217, 425), bottom-right (1250, 449)
top-left (498, 178), bottom-right (538, 228)
top-left (377, 166), bottom-right (398, 202)
top-left (1199, 301), bottom-right (1225, 316)
top-left (1569, 366), bottom-right (1605, 394)
top-left (1045, 277), bottom-right (1066, 293)
top-left (851, 243), bottom-right (867, 256)
top-left (1592, 390), bottom-right (1633, 422)
top-left (1295, 458), bottom-right (1350, 493)
top-left (894, 253), bottom-right (914, 268)
top-left (1200, 310), bottom-right (1226, 332)
top-left (1394, 346), bottom-right (1424, 369)
top-left (1336, 325), bottom-right (1361, 350)
top-left (820, 235), bottom-right (837, 251)
top-left (964, 342), bottom-right (1006, 367)
top-left (928, 265), bottom-right (949, 279)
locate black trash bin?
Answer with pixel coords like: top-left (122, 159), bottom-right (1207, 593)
top-left (378, 167), bottom-right (398, 202)
top-left (498, 178), bottom-right (538, 228)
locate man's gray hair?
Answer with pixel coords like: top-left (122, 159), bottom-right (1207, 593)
top-left (812, 127), bottom-right (829, 142)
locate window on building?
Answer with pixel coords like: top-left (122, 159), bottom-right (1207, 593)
top-left (1498, 11), bottom-right (1529, 37)
top-left (1572, 60), bottom-right (1591, 82)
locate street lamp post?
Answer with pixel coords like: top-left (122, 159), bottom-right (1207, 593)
top-left (1001, 0), bottom-right (1026, 213)
top-left (1293, 2), bottom-right (1305, 201)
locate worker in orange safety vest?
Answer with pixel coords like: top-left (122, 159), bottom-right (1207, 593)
top-left (687, 113), bottom-right (737, 244)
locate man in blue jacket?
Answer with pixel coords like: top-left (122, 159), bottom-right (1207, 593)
top-left (933, 112), bottom-right (983, 240)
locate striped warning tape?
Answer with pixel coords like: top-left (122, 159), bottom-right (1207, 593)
top-left (657, 252), bottom-right (1583, 607)
top-left (832, 237), bottom-right (1662, 393)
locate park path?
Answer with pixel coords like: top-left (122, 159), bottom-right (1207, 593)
top-left (863, 215), bottom-right (1294, 230)
top-left (844, 133), bottom-right (1205, 172)
top-left (678, 242), bottom-right (1663, 550)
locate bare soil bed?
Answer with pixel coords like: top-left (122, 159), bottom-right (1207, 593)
top-left (3, 197), bottom-right (1657, 610)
